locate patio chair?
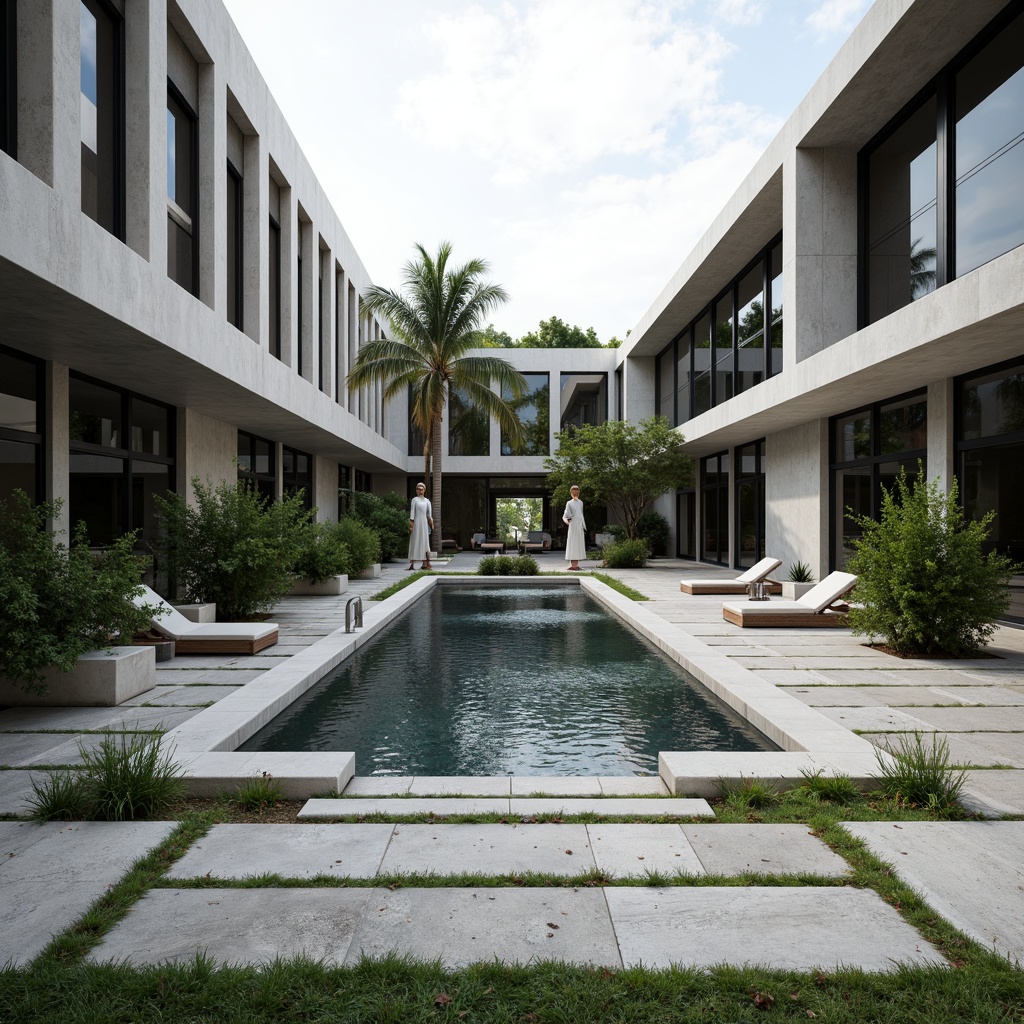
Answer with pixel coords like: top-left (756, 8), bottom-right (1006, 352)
top-left (680, 556), bottom-right (783, 595)
top-left (519, 530), bottom-right (547, 555)
top-left (131, 585), bottom-right (279, 654)
top-left (479, 536), bottom-right (505, 553)
top-left (721, 571), bottom-right (857, 628)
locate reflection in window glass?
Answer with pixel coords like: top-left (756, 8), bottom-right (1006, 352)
top-left (962, 441), bottom-right (1024, 569)
top-left (80, 0), bottom-right (121, 235)
top-left (0, 351), bottom-right (38, 432)
top-left (131, 399), bottom-right (168, 456)
top-left (167, 89), bottom-right (196, 293)
top-left (675, 332), bottom-right (691, 424)
top-left (955, 12), bottom-right (1024, 278)
top-left (449, 386), bottom-right (490, 456)
top-left (283, 445), bottom-right (311, 508)
top-left (866, 95), bottom-right (937, 322)
top-left (560, 373), bottom-right (607, 433)
top-left (879, 397), bottom-right (927, 454)
top-left (69, 451), bottom-right (124, 545)
top-left (657, 347), bottom-right (674, 422)
top-left (0, 439), bottom-right (37, 505)
top-left (834, 410), bottom-right (872, 462)
top-left (769, 243), bottom-right (784, 376)
top-left (735, 440), bottom-right (764, 568)
top-left (962, 367), bottom-right (1024, 439)
top-left (131, 461), bottom-right (171, 549)
top-left (713, 292), bottom-right (734, 404)
top-left (836, 466), bottom-right (871, 566)
top-left (693, 313), bottom-right (712, 417)
top-left (736, 265), bottom-right (764, 394)
top-left (502, 373), bottom-right (549, 455)
top-left (70, 377), bottom-right (121, 447)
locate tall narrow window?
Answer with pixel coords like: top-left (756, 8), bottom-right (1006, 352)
top-left (1, 0), bottom-right (16, 158)
top-left (700, 452), bottom-right (729, 565)
top-left (318, 263), bottom-right (324, 391)
top-left (0, 346), bottom-right (42, 504)
top-left (166, 85), bottom-right (197, 294)
top-left (768, 242), bottom-right (784, 376)
top-left (734, 440), bottom-right (765, 568)
top-left (283, 445), bottom-right (311, 509)
top-left (296, 252), bottom-right (303, 377)
top-left (502, 373), bottom-right (549, 455)
top-left (735, 265), bottom-right (764, 395)
top-left (80, 0), bottom-right (123, 237)
top-left (226, 161), bottom-right (242, 328)
top-left (269, 217), bottom-right (281, 358)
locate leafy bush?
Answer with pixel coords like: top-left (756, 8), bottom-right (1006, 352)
top-left (333, 516), bottom-right (382, 576)
top-left (787, 561), bottom-right (814, 583)
top-left (478, 555), bottom-right (499, 576)
top-left (510, 554), bottom-right (539, 575)
top-left (846, 467), bottom-right (1016, 656)
top-left (30, 734), bottom-right (185, 822)
top-left (155, 479), bottom-right (311, 621)
top-left (604, 524), bottom-right (627, 541)
top-left (479, 554), bottom-right (516, 576)
top-left (603, 538), bottom-right (649, 569)
top-left (634, 509), bottom-right (670, 557)
top-left (293, 520), bottom-right (351, 583)
top-left (348, 491), bottom-right (409, 563)
top-left (0, 491), bottom-right (153, 693)
top-left (873, 732), bottom-right (967, 812)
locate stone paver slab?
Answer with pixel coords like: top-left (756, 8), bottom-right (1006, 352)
top-left (510, 776), bottom-right (601, 796)
top-left (409, 776), bottom-right (511, 796)
top-left (346, 887), bottom-right (621, 968)
top-left (380, 823), bottom-right (592, 876)
top-left (342, 777), bottom-right (412, 796)
top-left (598, 777), bottom-right (669, 796)
top-left (0, 733), bottom-right (83, 767)
top-left (89, 888), bottom-right (372, 966)
top-left (816, 706), bottom-right (935, 732)
top-left (298, 797), bottom-right (508, 818)
top-left (166, 824), bottom-right (395, 879)
top-left (844, 821), bottom-right (1024, 961)
top-left (960, 770), bottom-right (1024, 816)
top-left (588, 824), bottom-right (704, 878)
top-left (679, 824), bottom-right (850, 876)
top-left (865, 732), bottom-right (1024, 768)
top-left (0, 770), bottom-right (45, 815)
top-left (510, 798), bottom-right (713, 817)
top-left (901, 706), bottom-right (1024, 731)
top-left (605, 887), bottom-right (943, 970)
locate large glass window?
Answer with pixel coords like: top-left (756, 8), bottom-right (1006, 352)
top-left (449, 386), bottom-right (489, 456)
top-left (0, 346), bottom-right (42, 504)
top-left (237, 430), bottom-right (275, 503)
top-left (768, 242), bottom-right (784, 377)
top-left (734, 440), bottom-right (765, 569)
top-left (80, 0), bottom-right (123, 237)
top-left (502, 373), bottom-right (549, 455)
top-left (559, 372), bottom-right (607, 433)
top-left (830, 392), bottom-right (926, 568)
top-left (227, 161), bottom-right (242, 328)
top-left (166, 85), bottom-right (197, 294)
top-left (700, 451), bottom-right (729, 565)
top-left (735, 265), bottom-right (765, 395)
top-left (1, 0), bottom-right (14, 158)
top-left (862, 7), bottom-right (1024, 326)
top-left (656, 345), bottom-right (674, 422)
top-left (283, 445), bottom-right (311, 509)
top-left (269, 216), bottom-right (281, 358)
top-left (68, 375), bottom-right (175, 547)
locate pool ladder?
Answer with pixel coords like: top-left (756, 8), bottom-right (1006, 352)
top-left (345, 595), bottom-right (363, 633)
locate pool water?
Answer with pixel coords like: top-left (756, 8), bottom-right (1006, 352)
top-left (240, 586), bottom-right (776, 775)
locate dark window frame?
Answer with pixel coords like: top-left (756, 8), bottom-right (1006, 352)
top-left (734, 438), bottom-right (766, 569)
top-left (269, 215), bottom-right (281, 359)
top-left (0, 343), bottom-right (45, 503)
top-left (699, 450), bottom-right (730, 566)
top-left (166, 80), bottom-right (199, 296)
top-left (226, 159), bottom-right (243, 329)
top-left (1, 0), bottom-right (16, 159)
top-left (237, 429), bottom-right (276, 503)
top-left (282, 443), bottom-right (312, 510)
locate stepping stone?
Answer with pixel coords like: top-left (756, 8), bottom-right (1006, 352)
top-left (379, 824), bottom-right (593, 876)
top-left (89, 888), bottom-right (373, 966)
top-left (598, 777), bottom-right (669, 796)
top-left (605, 887), bottom-right (943, 971)
top-left (343, 777), bottom-right (413, 796)
top-left (587, 824), bottom-right (704, 877)
top-left (409, 776), bottom-right (511, 796)
top-left (166, 824), bottom-right (395, 880)
top-left (346, 887), bottom-right (621, 968)
top-left (510, 776), bottom-right (601, 796)
top-left (509, 798), bottom-right (714, 817)
top-left (680, 824), bottom-right (850, 876)
top-left (844, 820), bottom-right (1024, 962)
top-left (960, 769), bottom-right (1024, 816)
top-left (299, 797), bottom-right (508, 818)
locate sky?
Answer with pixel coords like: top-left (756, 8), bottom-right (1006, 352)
top-left (221, 0), bottom-right (874, 343)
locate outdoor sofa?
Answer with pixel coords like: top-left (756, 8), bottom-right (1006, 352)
top-left (721, 571), bottom-right (857, 628)
top-left (132, 585), bottom-right (280, 654)
top-left (680, 556), bottom-right (782, 595)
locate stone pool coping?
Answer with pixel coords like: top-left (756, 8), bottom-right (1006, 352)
top-left (160, 576), bottom-right (886, 798)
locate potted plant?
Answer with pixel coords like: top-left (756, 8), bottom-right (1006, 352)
top-left (782, 561), bottom-right (816, 600)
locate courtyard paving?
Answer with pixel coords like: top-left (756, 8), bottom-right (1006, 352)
top-left (1, 555), bottom-right (1023, 971)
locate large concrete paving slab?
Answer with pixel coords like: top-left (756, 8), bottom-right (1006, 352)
top-left (864, 731), bottom-right (1024, 768)
top-left (0, 770), bottom-right (45, 815)
top-left (0, 733), bottom-right (83, 767)
top-left (166, 824), bottom-right (396, 880)
top-left (379, 824), bottom-right (593, 876)
top-left (89, 888), bottom-right (373, 966)
top-left (588, 824), bottom-right (704, 878)
top-left (598, 777), bottom-right (669, 796)
top-left (959, 770), bottom-right (1024, 816)
top-left (902, 706), bottom-right (1024, 731)
top-left (345, 887), bottom-right (621, 968)
top-left (342, 777), bottom-right (413, 796)
top-left (844, 821), bottom-right (1024, 962)
top-left (299, 797), bottom-right (509, 818)
top-left (605, 887), bottom-right (944, 971)
top-left (409, 776), bottom-right (511, 796)
top-left (509, 798), bottom-right (714, 817)
top-left (510, 776), bottom-right (602, 796)
top-left (815, 706), bottom-right (936, 732)
top-left (679, 824), bottom-right (850, 876)
top-left (0, 820), bottom-right (176, 967)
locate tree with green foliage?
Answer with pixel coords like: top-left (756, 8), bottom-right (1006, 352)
top-left (477, 324), bottom-right (514, 348)
top-left (517, 316), bottom-right (602, 349)
top-left (545, 416), bottom-right (693, 540)
top-left (846, 465), bottom-right (1017, 657)
top-left (347, 491), bottom-right (408, 563)
top-left (0, 491), bottom-right (153, 693)
top-left (154, 479), bottom-right (311, 621)
top-left (348, 242), bottom-right (526, 553)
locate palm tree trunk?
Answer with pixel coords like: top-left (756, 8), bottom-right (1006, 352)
top-left (430, 410), bottom-right (443, 554)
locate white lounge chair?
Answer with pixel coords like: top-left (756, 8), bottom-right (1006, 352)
top-left (722, 571), bottom-right (857, 628)
top-left (132, 585), bottom-right (279, 654)
top-left (680, 556), bottom-right (783, 595)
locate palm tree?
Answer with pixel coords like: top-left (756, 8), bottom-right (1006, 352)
top-left (348, 242), bottom-right (526, 553)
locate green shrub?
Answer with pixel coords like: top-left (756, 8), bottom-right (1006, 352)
top-left (333, 516), bottom-right (382, 575)
top-left (603, 538), bottom-right (649, 569)
top-left (510, 554), bottom-right (539, 575)
top-left (873, 731), bottom-right (967, 812)
top-left (787, 561), bottom-right (814, 583)
top-left (799, 767), bottom-right (858, 805)
top-left (719, 776), bottom-right (779, 811)
top-left (348, 491), bottom-right (409, 563)
top-left (846, 466), bottom-right (1017, 656)
top-left (155, 479), bottom-right (311, 621)
top-left (604, 524), bottom-right (626, 541)
top-left (29, 734), bottom-right (185, 822)
top-left (224, 772), bottom-right (284, 813)
top-left (634, 509), bottom-right (670, 556)
top-left (478, 555), bottom-right (498, 576)
top-left (0, 491), bottom-right (154, 694)
top-left (292, 521), bottom-right (351, 583)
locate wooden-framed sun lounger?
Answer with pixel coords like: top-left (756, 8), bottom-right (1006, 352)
top-left (131, 585), bottom-right (279, 655)
top-left (722, 571), bottom-right (857, 627)
top-left (680, 556), bottom-right (782, 595)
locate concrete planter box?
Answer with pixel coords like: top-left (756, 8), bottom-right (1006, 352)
top-left (782, 581), bottom-right (816, 600)
top-left (173, 603), bottom-right (216, 623)
top-left (354, 563), bottom-right (382, 580)
top-left (0, 646), bottom-right (156, 706)
top-left (289, 574), bottom-right (349, 596)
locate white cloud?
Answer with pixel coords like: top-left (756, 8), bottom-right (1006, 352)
top-left (715, 0), bottom-right (766, 26)
top-left (395, 0), bottom-right (732, 185)
top-left (804, 0), bottom-right (873, 43)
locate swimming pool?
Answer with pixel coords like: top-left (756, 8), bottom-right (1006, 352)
top-left (240, 585), bottom-right (776, 775)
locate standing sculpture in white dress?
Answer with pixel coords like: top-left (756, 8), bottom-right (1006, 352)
top-left (562, 484), bottom-right (587, 571)
top-left (408, 482), bottom-right (434, 570)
